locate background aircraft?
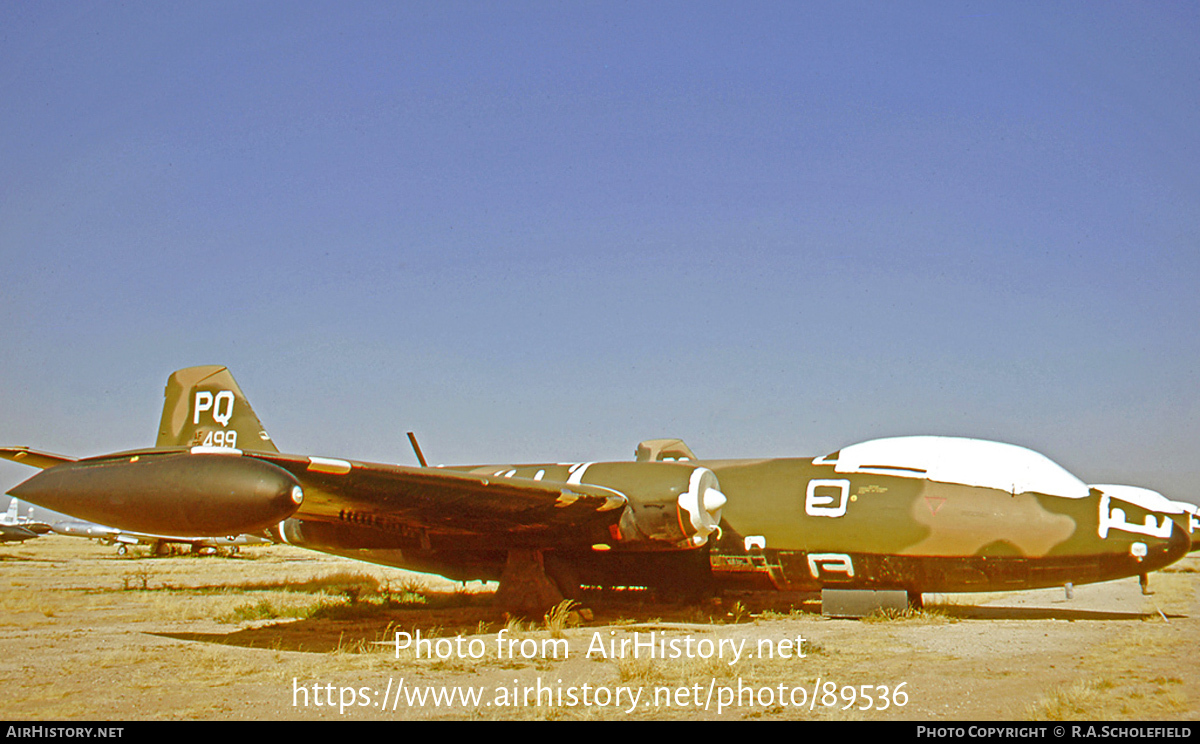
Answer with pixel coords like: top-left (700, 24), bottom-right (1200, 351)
top-left (2, 496), bottom-right (268, 556)
top-left (0, 522), bottom-right (38, 544)
top-left (1, 497), bottom-right (44, 543)
top-left (3, 366), bottom-right (1192, 613)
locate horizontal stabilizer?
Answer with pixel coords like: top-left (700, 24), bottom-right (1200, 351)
top-left (0, 447), bottom-right (79, 470)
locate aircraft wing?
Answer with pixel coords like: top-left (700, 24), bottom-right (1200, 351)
top-left (0, 447), bottom-right (78, 470)
top-left (245, 451), bottom-right (627, 543)
top-left (4, 364), bottom-right (629, 548)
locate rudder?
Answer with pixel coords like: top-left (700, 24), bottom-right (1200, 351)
top-left (157, 366), bottom-right (279, 452)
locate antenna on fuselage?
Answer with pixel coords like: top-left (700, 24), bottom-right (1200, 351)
top-left (407, 431), bottom-right (429, 468)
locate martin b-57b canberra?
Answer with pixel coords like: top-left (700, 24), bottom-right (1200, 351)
top-left (3, 366), bottom-right (1195, 612)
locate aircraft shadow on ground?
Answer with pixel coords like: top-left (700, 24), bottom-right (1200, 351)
top-left (156, 608), bottom-right (504, 653)
top-left (935, 604), bottom-right (1173, 622)
top-left (150, 590), bottom-right (1179, 654)
top-left (0, 553), bottom-right (59, 562)
top-left (153, 589), bottom-right (791, 653)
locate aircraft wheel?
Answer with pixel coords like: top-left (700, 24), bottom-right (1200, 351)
top-left (116, 545), bottom-right (128, 556)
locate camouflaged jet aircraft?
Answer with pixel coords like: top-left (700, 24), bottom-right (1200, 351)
top-left (2, 366), bottom-right (1193, 612)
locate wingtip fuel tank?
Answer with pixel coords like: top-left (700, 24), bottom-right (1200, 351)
top-left (9, 449), bottom-right (303, 537)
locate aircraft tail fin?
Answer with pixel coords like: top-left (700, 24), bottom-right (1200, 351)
top-left (156, 366), bottom-right (279, 453)
top-left (3, 498), bottom-right (16, 526)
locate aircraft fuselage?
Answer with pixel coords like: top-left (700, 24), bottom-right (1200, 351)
top-left (279, 446), bottom-right (1189, 595)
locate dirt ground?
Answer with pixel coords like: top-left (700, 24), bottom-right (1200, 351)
top-left (1, 536), bottom-right (1197, 721)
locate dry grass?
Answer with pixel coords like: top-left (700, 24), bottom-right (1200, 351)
top-left (1026, 679), bottom-right (1104, 720)
top-left (861, 605), bottom-right (951, 624)
top-left (1024, 676), bottom-right (1187, 720)
top-left (543, 599), bottom-right (580, 638)
top-left (615, 655), bottom-right (663, 683)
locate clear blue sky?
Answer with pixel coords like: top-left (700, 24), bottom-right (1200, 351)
top-left (2, 2), bottom-right (1198, 502)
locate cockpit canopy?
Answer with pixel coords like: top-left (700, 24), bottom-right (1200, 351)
top-left (813, 436), bottom-right (1090, 499)
top-left (635, 438), bottom-right (697, 463)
